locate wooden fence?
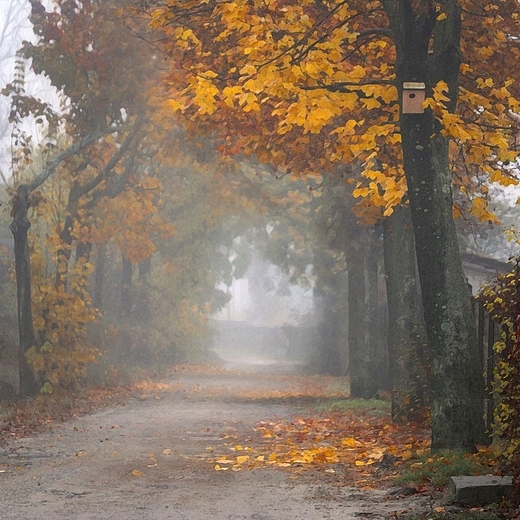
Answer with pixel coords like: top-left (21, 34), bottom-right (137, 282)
top-left (473, 299), bottom-right (500, 432)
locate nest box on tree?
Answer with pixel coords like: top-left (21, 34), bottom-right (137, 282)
top-left (402, 82), bottom-right (426, 114)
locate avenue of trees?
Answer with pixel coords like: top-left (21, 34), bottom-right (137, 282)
top-left (132, 0), bottom-right (520, 450)
top-left (0, 0), bottom-right (520, 465)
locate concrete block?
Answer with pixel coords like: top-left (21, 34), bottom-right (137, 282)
top-left (449, 476), bottom-right (513, 505)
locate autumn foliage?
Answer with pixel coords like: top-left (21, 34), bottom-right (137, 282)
top-left (1, 0), bottom-right (520, 471)
top-left (134, 0), bottom-right (520, 218)
top-left (479, 260), bottom-right (520, 502)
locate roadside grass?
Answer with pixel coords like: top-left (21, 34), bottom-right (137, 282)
top-left (402, 510), bottom-right (502, 520)
top-left (315, 397), bottom-right (390, 416)
top-left (395, 449), bottom-right (498, 489)
top-left (395, 450), bottom-right (509, 519)
top-left (396, 449), bottom-right (496, 489)
top-left (315, 396), bottom-right (498, 490)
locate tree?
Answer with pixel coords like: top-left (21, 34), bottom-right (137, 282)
top-left (134, 0), bottom-right (520, 449)
top-left (0, 0), bottom-right (31, 156)
top-left (310, 177), bottom-right (388, 392)
top-left (3, 0), bottom-right (160, 395)
top-left (382, 205), bottom-right (428, 422)
top-left (8, 129), bottom-right (117, 395)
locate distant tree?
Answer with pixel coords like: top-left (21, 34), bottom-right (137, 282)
top-left (0, 0), bottom-right (30, 153)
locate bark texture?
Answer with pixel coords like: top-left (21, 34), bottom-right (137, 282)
top-left (383, 0), bottom-right (486, 448)
top-left (10, 184), bottom-right (38, 396)
top-left (383, 205), bottom-right (428, 422)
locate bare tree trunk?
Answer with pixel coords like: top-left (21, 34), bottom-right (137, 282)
top-left (10, 184), bottom-right (38, 396)
top-left (348, 228), bottom-right (383, 398)
top-left (383, 205), bottom-right (428, 422)
top-left (121, 255), bottom-right (133, 317)
top-left (93, 243), bottom-right (106, 310)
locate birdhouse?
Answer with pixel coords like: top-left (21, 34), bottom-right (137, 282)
top-left (402, 82), bottom-right (426, 114)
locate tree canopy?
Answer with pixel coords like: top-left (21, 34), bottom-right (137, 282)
top-left (134, 0), bottom-right (519, 213)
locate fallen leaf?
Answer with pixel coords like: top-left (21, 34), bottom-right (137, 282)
top-left (131, 469), bottom-right (144, 477)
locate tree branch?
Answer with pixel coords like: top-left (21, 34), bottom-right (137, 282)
top-left (301, 80), bottom-right (395, 93)
top-left (26, 126), bottom-right (122, 192)
top-left (77, 123), bottom-right (140, 197)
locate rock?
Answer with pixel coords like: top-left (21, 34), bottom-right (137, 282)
top-left (449, 475), bottom-right (513, 505)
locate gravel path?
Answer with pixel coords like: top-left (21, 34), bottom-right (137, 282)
top-left (0, 371), bottom-right (432, 519)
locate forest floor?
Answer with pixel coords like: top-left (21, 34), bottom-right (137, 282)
top-left (0, 362), bottom-right (499, 519)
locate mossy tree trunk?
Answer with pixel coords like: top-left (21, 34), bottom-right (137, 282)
top-left (383, 0), bottom-right (486, 449)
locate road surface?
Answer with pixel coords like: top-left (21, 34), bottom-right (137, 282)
top-left (0, 370), bottom-right (430, 519)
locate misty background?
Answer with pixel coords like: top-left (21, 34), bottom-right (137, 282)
top-left (1, 0), bottom-right (519, 396)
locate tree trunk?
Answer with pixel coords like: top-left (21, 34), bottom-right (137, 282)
top-left (383, 205), bottom-right (428, 422)
top-left (93, 243), bottom-right (106, 310)
top-left (75, 241), bottom-right (92, 264)
top-left (138, 257), bottom-right (152, 278)
top-left (9, 184), bottom-right (38, 396)
top-left (348, 229), bottom-right (382, 398)
top-left (121, 255), bottom-right (133, 316)
top-left (384, 0), bottom-right (486, 449)
top-left (313, 289), bottom-right (344, 376)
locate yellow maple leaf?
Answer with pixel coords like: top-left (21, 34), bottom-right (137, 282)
top-left (341, 437), bottom-right (358, 448)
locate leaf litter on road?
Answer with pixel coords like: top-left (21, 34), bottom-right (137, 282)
top-left (0, 365), bottom-right (492, 496)
top-left (205, 407), bottom-right (431, 488)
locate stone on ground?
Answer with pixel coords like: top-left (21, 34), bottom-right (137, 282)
top-left (449, 475), bottom-right (513, 505)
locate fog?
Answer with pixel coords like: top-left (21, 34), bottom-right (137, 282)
top-left (212, 253), bottom-right (317, 372)
top-left (1, 0), bottom-right (518, 400)
top-left (1, 3), bottom-right (520, 518)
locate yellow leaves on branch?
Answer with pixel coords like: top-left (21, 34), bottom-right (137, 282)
top-left (145, 1), bottom-right (520, 214)
top-left (470, 197), bottom-right (500, 225)
top-left (28, 275), bottom-right (100, 393)
top-left (353, 163), bottom-right (407, 223)
top-left (424, 80), bottom-right (520, 190)
top-left (191, 76), bottom-right (220, 115)
top-left (278, 94), bottom-right (340, 135)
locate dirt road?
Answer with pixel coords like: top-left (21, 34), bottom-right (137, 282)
top-left (0, 370), bottom-right (431, 519)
